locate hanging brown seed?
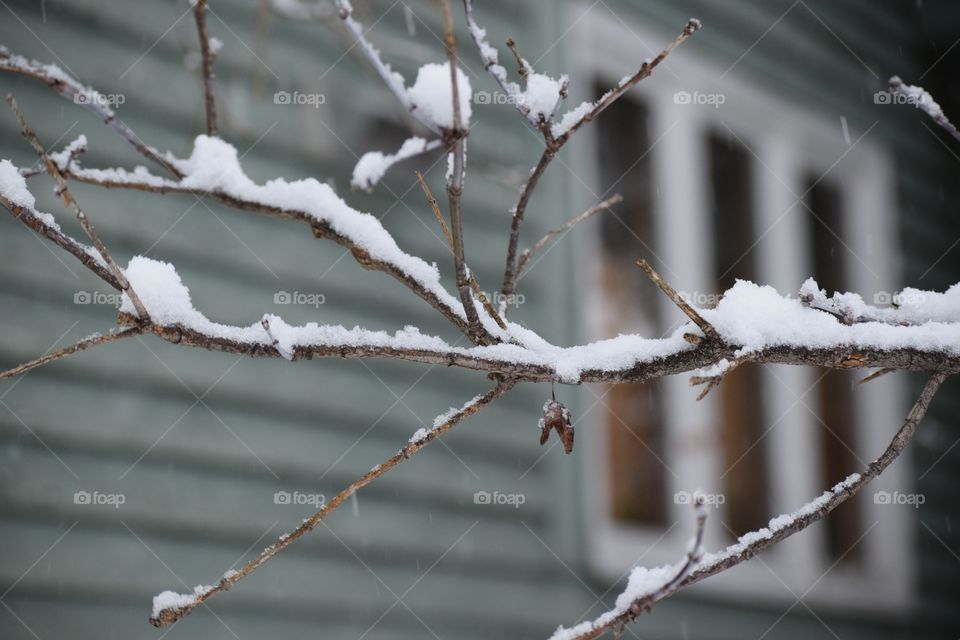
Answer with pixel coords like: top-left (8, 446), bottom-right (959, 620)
top-left (539, 399), bottom-right (574, 454)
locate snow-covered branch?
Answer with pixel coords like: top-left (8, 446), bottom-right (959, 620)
top-left (7, 96), bottom-right (150, 321)
top-left (149, 378), bottom-right (516, 626)
top-left (495, 17), bottom-right (701, 305)
top-left (0, 49), bottom-right (180, 176)
top-left (1, 6), bottom-right (958, 637)
top-left (557, 372), bottom-right (946, 640)
top-left (890, 75), bottom-right (960, 142)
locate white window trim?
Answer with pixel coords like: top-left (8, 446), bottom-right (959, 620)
top-left (565, 4), bottom-right (912, 614)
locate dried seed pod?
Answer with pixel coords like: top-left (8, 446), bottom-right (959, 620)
top-left (539, 399), bottom-right (574, 454)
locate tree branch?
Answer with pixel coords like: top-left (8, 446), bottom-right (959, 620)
top-left (333, 0), bottom-right (441, 135)
top-left (192, 0), bottom-right (219, 136)
top-left (441, 0), bottom-right (494, 346)
top-left (6, 95), bottom-right (150, 321)
top-left (415, 171), bottom-right (506, 330)
top-left (559, 371), bottom-right (948, 640)
top-left (890, 75), bottom-right (960, 143)
top-left (149, 378), bottom-right (517, 627)
top-left (496, 18), bottom-right (700, 303)
top-left (0, 327), bottom-right (144, 379)
top-left (515, 193), bottom-right (623, 284)
top-left (0, 50), bottom-right (181, 177)
top-left (637, 259), bottom-right (719, 342)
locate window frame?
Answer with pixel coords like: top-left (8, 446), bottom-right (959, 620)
top-left (566, 4), bottom-right (911, 613)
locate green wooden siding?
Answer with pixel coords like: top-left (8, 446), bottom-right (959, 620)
top-left (0, 1), bottom-right (957, 639)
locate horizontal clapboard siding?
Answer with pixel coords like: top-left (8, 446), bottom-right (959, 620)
top-left (1, 0), bottom-right (957, 639)
top-left (0, 0), bottom-right (582, 639)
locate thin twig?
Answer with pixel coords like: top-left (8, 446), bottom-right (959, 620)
top-left (0, 327), bottom-right (144, 379)
top-left (334, 0), bottom-right (440, 135)
top-left (689, 352), bottom-right (758, 400)
top-left (415, 171), bottom-right (506, 330)
top-left (505, 37), bottom-right (527, 79)
top-left (859, 367), bottom-right (895, 385)
top-left (556, 18), bottom-right (701, 143)
top-left (193, 0), bottom-right (219, 136)
top-left (497, 18), bottom-right (699, 303)
top-left (0, 193), bottom-right (123, 290)
top-left (6, 95), bottom-right (150, 322)
top-left (563, 372), bottom-right (948, 640)
top-left (150, 378), bottom-right (517, 627)
top-left (34, 157), bottom-right (478, 339)
top-left (0, 50), bottom-right (181, 177)
top-left (515, 193), bottom-right (623, 283)
top-left (441, 0), bottom-right (493, 345)
top-left (501, 147), bottom-right (554, 300)
top-left (637, 259), bottom-right (719, 341)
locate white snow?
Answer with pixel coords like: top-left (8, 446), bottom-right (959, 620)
top-left (0, 159), bottom-right (36, 208)
top-left (151, 585), bottom-right (212, 617)
top-left (704, 279), bottom-right (960, 356)
top-left (49, 134), bottom-right (87, 169)
top-left (406, 62), bottom-right (472, 129)
top-left (551, 100), bottom-right (593, 138)
top-left (516, 72), bottom-right (566, 122)
top-left (351, 136), bottom-right (436, 191)
top-left (432, 393), bottom-right (484, 427)
top-left (1, 54), bottom-right (115, 117)
top-left (408, 427), bottom-right (429, 443)
top-left (549, 472), bottom-right (862, 640)
top-left (891, 76), bottom-right (945, 122)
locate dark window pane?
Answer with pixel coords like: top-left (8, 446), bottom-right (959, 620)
top-left (708, 131), bottom-right (770, 538)
top-left (594, 83), bottom-right (666, 526)
top-left (805, 178), bottom-right (863, 566)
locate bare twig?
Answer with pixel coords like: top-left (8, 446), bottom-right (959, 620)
top-left (859, 367), bottom-right (895, 385)
top-left (498, 19), bottom-right (699, 302)
top-left (150, 378), bottom-right (517, 627)
top-left (515, 193), bottom-right (623, 283)
top-left (689, 352), bottom-right (757, 400)
top-left (0, 327), bottom-right (144, 379)
top-left (0, 194), bottom-right (123, 290)
top-left (6, 95), bottom-right (150, 322)
top-left (555, 18), bottom-right (701, 143)
top-left (193, 0), bottom-right (219, 136)
top-left (505, 37), bottom-right (527, 79)
top-left (562, 372), bottom-right (948, 640)
top-left (415, 171), bottom-right (506, 330)
top-left (0, 50), bottom-right (181, 177)
top-left (334, 0), bottom-right (440, 135)
top-left (441, 0), bottom-right (494, 345)
top-left (637, 259), bottom-right (719, 342)
top-left (36, 161), bottom-right (478, 339)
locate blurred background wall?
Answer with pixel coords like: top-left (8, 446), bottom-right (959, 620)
top-left (0, 1), bottom-right (957, 639)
